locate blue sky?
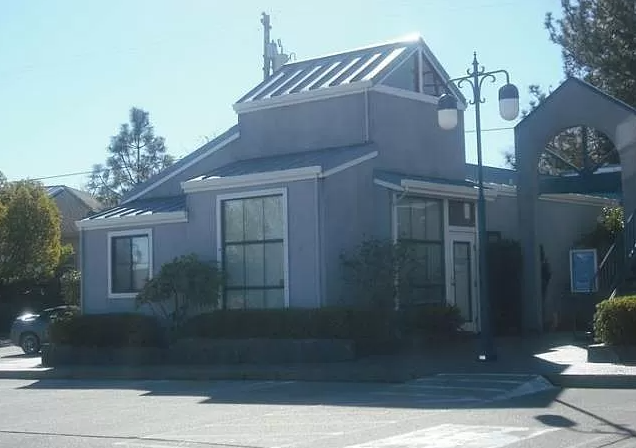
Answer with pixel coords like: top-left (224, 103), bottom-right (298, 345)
top-left (1, 0), bottom-right (565, 189)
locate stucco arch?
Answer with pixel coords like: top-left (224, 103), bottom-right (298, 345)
top-left (515, 77), bottom-right (636, 333)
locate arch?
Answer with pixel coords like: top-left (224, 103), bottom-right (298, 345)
top-left (514, 77), bottom-right (636, 333)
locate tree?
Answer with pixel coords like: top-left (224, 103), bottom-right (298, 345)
top-left (87, 107), bottom-right (174, 206)
top-left (136, 254), bottom-right (224, 333)
top-left (0, 180), bottom-right (70, 284)
top-left (546, 0), bottom-right (636, 109)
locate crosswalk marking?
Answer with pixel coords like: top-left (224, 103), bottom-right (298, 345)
top-left (343, 424), bottom-right (558, 448)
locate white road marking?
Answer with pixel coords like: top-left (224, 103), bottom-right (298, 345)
top-left (342, 424), bottom-right (559, 448)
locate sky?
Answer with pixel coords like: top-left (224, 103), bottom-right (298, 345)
top-left (0, 0), bottom-right (566, 190)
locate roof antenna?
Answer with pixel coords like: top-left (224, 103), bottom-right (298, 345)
top-left (261, 12), bottom-right (292, 80)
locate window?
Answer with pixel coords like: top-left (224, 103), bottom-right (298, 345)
top-left (448, 200), bottom-right (476, 227)
top-left (396, 197), bottom-right (445, 305)
top-left (222, 193), bottom-right (285, 309)
top-left (108, 230), bottom-right (152, 297)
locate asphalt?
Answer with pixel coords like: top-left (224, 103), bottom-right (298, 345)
top-left (1, 333), bottom-right (636, 388)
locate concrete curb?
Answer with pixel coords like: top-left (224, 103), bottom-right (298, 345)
top-left (3, 366), bottom-right (636, 389)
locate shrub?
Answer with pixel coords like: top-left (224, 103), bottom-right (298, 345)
top-left (60, 269), bottom-right (80, 307)
top-left (593, 296), bottom-right (636, 345)
top-left (487, 239), bottom-right (523, 335)
top-left (136, 254), bottom-right (224, 332)
top-left (340, 238), bottom-right (420, 308)
top-left (402, 304), bottom-right (464, 337)
top-left (49, 313), bottom-right (166, 348)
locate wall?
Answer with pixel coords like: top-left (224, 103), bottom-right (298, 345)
top-left (237, 94), bottom-right (367, 159)
top-left (82, 179), bottom-right (321, 314)
top-left (368, 90), bottom-right (466, 180)
top-left (486, 190), bottom-right (609, 327)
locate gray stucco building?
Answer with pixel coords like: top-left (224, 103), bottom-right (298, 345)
top-left (76, 36), bottom-right (616, 332)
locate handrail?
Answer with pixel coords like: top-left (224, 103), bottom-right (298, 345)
top-left (588, 208), bottom-right (636, 297)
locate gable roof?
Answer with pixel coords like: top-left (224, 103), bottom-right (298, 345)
top-left (465, 163), bottom-right (517, 186)
top-left (518, 77), bottom-right (636, 127)
top-left (46, 185), bottom-right (102, 211)
top-left (235, 35), bottom-right (465, 108)
top-left (121, 124), bottom-right (239, 204)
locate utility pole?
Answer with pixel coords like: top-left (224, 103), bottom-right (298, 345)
top-left (261, 12), bottom-right (271, 80)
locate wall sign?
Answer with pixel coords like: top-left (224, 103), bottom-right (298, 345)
top-left (569, 248), bottom-right (598, 293)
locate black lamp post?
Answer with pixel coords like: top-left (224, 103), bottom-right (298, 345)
top-left (437, 52), bottom-right (519, 361)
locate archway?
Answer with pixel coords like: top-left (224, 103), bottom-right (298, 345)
top-left (515, 77), bottom-right (636, 333)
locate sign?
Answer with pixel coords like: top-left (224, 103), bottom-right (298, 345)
top-left (570, 248), bottom-right (598, 293)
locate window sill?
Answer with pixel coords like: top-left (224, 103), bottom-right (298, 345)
top-left (108, 293), bottom-right (139, 300)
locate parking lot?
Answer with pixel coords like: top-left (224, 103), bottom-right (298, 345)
top-left (0, 342), bottom-right (43, 371)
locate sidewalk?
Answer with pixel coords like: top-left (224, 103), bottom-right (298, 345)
top-left (1, 333), bottom-right (636, 387)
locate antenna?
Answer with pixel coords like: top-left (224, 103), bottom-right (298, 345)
top-left (261, 12), bottom-right (271, 81)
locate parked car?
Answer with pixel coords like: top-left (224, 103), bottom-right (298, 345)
top-left (10, 305), bottom-right (79, 354)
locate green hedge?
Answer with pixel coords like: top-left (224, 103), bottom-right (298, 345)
top-left (49, 313), bottom-right (167, 348)
top-left (593, 296), bottom-right (636, 345)
top-left (180, 305), bottom-right (461, 341)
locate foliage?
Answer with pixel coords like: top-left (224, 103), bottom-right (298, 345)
top-left (0, 180), bottom-right (70, 284)
top-left (49, 313), bottom-right (166, 348)
top-left (60, 270), bottom-right (81, 307)
top-left (575, 206), bottom-right (624, 254)
top-left (340, 238), bottom-right (420, 308)
top-left (136, 254), bottom-right (224, 332)
top-left (505, 85), bottom-right (617, 172)
top-left (86, 107), bottom-right (174, 206)
top-left (401, 304), bottom-right (465, 337)
top-left (546, 0), bottom-right (636, 109)
top-left (593, 296), bottom-right (636, 345)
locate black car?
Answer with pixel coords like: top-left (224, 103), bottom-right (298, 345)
top-left (10, 305), bottom-right (79, 354)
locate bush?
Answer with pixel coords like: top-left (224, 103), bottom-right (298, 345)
top-left (593, 296), bottom-right (636, 345)
top-left (402, 304), bottom-right (464, 337)
top-left (487, 239), bottom-right (523, 335)
top-left (49, 313), bottom-right (166, 348)
top-left (60, 270), bottom-right (80, 307)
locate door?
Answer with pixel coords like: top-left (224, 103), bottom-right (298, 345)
top-left (449, 234), bottom-right (478, 331)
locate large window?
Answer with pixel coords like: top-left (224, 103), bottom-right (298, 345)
top-left (396, 197), bottom-right (445, 305)
top-left (109, 230), bottom-right (152, 297)
top-left (222, 193), bottom-right (285, 309)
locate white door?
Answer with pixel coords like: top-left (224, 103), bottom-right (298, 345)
top-left (449, 233), bottom-right (478, 331)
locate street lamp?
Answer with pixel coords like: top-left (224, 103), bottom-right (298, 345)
top-left (438, 52), bottom-right (519, 362)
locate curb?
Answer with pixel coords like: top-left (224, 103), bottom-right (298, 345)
top-left (545, 373), bottom-right (636, 389)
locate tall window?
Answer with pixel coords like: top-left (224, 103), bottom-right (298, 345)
top-left (109, 231), bottom-right (151, 296)
top-left (222, 194), bottom-right (285, 309)
top-left (396, 197), bottom-right (444, 305)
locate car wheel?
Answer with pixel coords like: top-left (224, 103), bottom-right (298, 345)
top-left (20, 333), bottom-right (40, 355)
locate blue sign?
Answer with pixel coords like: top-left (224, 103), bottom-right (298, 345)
top-left (570, 249), bottom-right (598, 293)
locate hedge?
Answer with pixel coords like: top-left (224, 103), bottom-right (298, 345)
top-left (179, 305), bottom-right (462, 341)
top-left (49, 313), bottom-right (167, 348)
top-left (593, 296), bottom-right (636, 345)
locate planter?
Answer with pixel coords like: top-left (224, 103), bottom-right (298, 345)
top-left (42, 344), bottom-right (164, 367)
top-left (587, 343), bottom-right (636, 364)
top-left (167, 338), bottom-right (356, 364)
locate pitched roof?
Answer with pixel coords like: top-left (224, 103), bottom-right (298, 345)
top-left (82, 196), bottom-right (185, 221)
top-left (375, 169), bottom-right (478, 189)
top-left (192, 144), bottom-right (376, 181)
top-left (236, 35), bottom-right (464, 106)
top-left (46, 185), bottom-right (102, 211)
top-left (465, 164), bottom-right (517, 186)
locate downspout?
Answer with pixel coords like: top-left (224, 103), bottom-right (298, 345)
top-left (315, 173), bottom-right (325, 307)
top-left (364, 87), bottom-right (370, 143)
top-left (79, 226), bottom-right (85, 314)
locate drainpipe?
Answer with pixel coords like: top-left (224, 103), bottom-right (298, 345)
top-left (79, 226), bottom-right (85, 314)
top-left (364, 88), bottom-right (370, 143)
top-left (314, 174), bottom-right (323, 307)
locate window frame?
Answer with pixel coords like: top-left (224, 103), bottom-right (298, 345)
top-left (216, 188), bottom-right (289, 309)
top-left (107, 228), bottom-right (153, 299)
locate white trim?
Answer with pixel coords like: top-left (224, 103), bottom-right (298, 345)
top-left (322, 151), bottom-right (378, 177)
top-left (374, 178), bottom-right (403, 192)
top-left (232, 81), bottom-right (373, 114)
top-left (372, 84), bottom-right (468, 111)
top-left (184, 151), bottom-right (378, 194)
top-left (76, 211), bottom-right (187, 231)
top-left (215, 188), bottom-right (290, 308)
top-left (488, 182), bottom-right (618, 206)
top-left (107, 228), bottom-right (153, 300)
top-left (402, 179), bottom-right (498, 201)
top-left (122, 132), bottom-right (240, 204)
top-left (183, 167), bottom-right (321, 193)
